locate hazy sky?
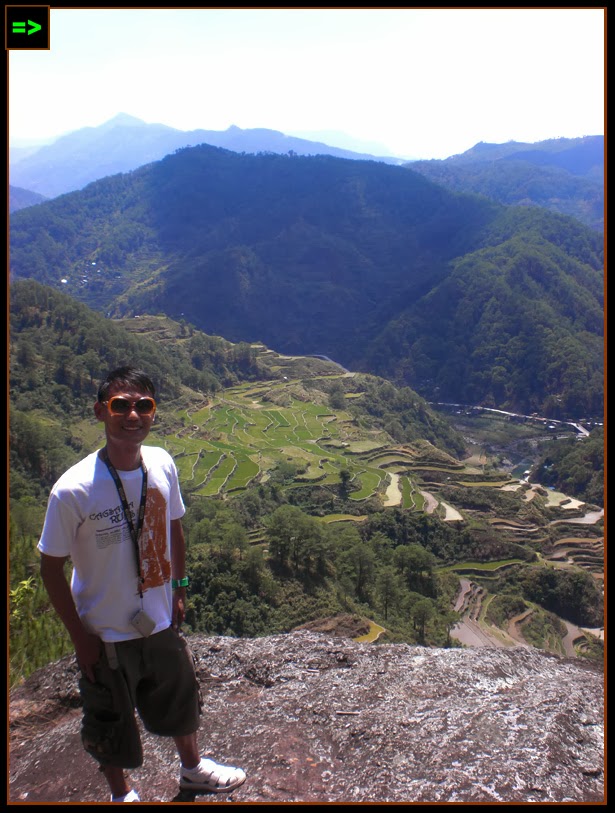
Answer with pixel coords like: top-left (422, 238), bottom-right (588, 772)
top-left (8, 7), bottom-right (605, 160)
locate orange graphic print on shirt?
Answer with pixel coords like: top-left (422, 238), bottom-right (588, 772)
top-left (139, 488), bottom-right (171, 590)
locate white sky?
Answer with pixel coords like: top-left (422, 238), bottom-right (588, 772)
top-left (8, 6), bottom-right (605, 160)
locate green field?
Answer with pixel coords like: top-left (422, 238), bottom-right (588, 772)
top-left (160, 377), bottom-right (452, 509)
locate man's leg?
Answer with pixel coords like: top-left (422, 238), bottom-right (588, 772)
top-left (79, 643), bottom-right (143, 800)
top-left (102, 764), bottom-right (131, 797)
top-left (174, 732), bottom-right (200, 769)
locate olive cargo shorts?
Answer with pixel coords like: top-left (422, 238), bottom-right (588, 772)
top-left (78, 627), bottom-right (202, 768)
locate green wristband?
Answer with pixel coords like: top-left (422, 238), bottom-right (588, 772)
top-left (172, 577), bottom-right (189, 589)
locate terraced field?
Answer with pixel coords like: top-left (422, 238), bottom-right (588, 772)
top-left (113, 322), bottom-right (604, 659)
top-left (128, 326), bottom-right (605, 659)
top-left (546, 537), bottom-right (605, 582)
top-left (159, 375), bottom-right (463, 512)
top-left (158, 371), bottom-right (604, 567)
top-left (444, 483), bottom-right (603, 658)
top-left (447, 523), bottom-right (604, 657)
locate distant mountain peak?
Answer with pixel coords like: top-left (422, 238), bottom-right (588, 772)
top-left (99, 113), bottom-right (147, 129)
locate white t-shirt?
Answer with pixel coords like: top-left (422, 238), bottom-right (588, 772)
top-left (38, 445), bottom-right (185, 642)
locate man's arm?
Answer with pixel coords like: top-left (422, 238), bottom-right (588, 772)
top-left (170, 518), bottom-right (187, 630)
top-left (39, 552), bottom-right (101, 680)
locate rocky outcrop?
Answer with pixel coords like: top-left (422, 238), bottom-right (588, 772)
top-left (8, 631), bottom-right (604, 804)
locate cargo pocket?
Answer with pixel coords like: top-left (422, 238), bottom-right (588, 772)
top-left (79, 674), bottom-right (122, 764)
top-left (78, 667), bottom-right (143, 769)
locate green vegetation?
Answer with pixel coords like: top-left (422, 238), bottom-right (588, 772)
top-left (531, 427), bottom-right (604, 505)
top-left (9, 281), bottom-right (604, 686)
top-left (408, 136), bottom-right (604, 232)
top-left (440, 559), bottom-right (527, 573)
top-left (10, 143), bottom-right (603, 418)
top-left (9, 525), bottom-right (73, 682)
top-left (484, 593), bottom-right (528, 627)
top-left (520, 608), bottom-right (568, 652)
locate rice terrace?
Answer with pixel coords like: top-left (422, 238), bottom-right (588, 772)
top-left (153, 350), bottom-right (456, 512)
top-left (119, 317), bottom-right (604, 658)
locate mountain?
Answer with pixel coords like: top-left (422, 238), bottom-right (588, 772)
top-left (8, 630), bottom-right (604, 803)
top-left (423, 137), bottom-right (603, 173)
top-left (288, 128), bottom-right (400, 158)
top-left (9, 135), bottom-right (58, 165)
top-left (407, 136), bottom-right (604, 231)
top-left (8, 113), bottom-right (405, 199)
top-left (9, 185), bottom-right (48, 213)
top-left (9, 144), bottom-right (604, 418)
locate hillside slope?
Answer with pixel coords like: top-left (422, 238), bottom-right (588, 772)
top-left (9, 146), bottom-right (604, 418)
top-left (9, 185), bottom-right (48, 213)
top-left (407, 136), bottom-right (604, 231)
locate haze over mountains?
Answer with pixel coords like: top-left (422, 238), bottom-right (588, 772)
top-left (8, 185), bottom-right (48, 214)
top-left (10, 128), bottom-right (604, 419)
top-left (8, 113), bottom-right (406, 201)
top-left (9, 115), bottom-right (603, 229)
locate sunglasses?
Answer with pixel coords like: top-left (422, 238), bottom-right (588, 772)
top-left (103, 396), bottom-right (157, 416)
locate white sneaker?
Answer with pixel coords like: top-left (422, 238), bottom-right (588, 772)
top-left (111, 789), bottom-right (140, 802)
top-left (179, 757), bottom-right (246, 793)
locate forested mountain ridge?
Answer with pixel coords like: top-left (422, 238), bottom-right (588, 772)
top-left (407, 135), bottom-right (604, 231)
top-left (9, 145), bottom-right (604, 420)
top-left (434, 136), bottom-right (603, 174)
top-left (8, 113), bottom-right (403, 199)
top-left (530, 426), bottom-right (604, 506)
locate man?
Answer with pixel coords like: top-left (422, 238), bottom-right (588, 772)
top-left (38, 366), bottom-right (246, 802)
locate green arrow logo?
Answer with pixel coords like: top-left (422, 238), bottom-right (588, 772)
top-left (11, 20), bottom-right (42, 35)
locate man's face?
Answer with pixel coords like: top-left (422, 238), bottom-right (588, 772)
top-left (94, 383), bottom-right (156, 446)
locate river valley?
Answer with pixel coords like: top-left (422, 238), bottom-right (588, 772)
top-left (426, 404), bottom-right (604, 658)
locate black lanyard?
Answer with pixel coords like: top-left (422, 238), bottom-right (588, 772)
top-left (100, 449), bottom-right (148, 597)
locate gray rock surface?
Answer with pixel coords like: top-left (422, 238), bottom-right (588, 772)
top-left (9, 630), bottom-right (604, 804)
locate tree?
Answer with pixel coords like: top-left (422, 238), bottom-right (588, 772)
top-left (339, 468), bottom-right (352, 500)
top-left (329, 381), bottom-right (346, 410)
top-left (265, 505), bottom-right (326, 575)
top-left (210, 511), bottom-right (248, 563)
top-left (376, 566), bottom-right (402, 620)
top-left (238, 546), bottom-right (267, 593)
top-left (394, 543), bottom-right (436, 595)
top-left (339, 542), bottom-right (375, 603)
top-left (411, 598), bottom-right (435, 644)
top-left (438, 609), bottom-right (461, 647)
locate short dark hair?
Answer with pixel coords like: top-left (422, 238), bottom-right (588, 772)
top-left (97, 366), bottom-right (156, 403)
